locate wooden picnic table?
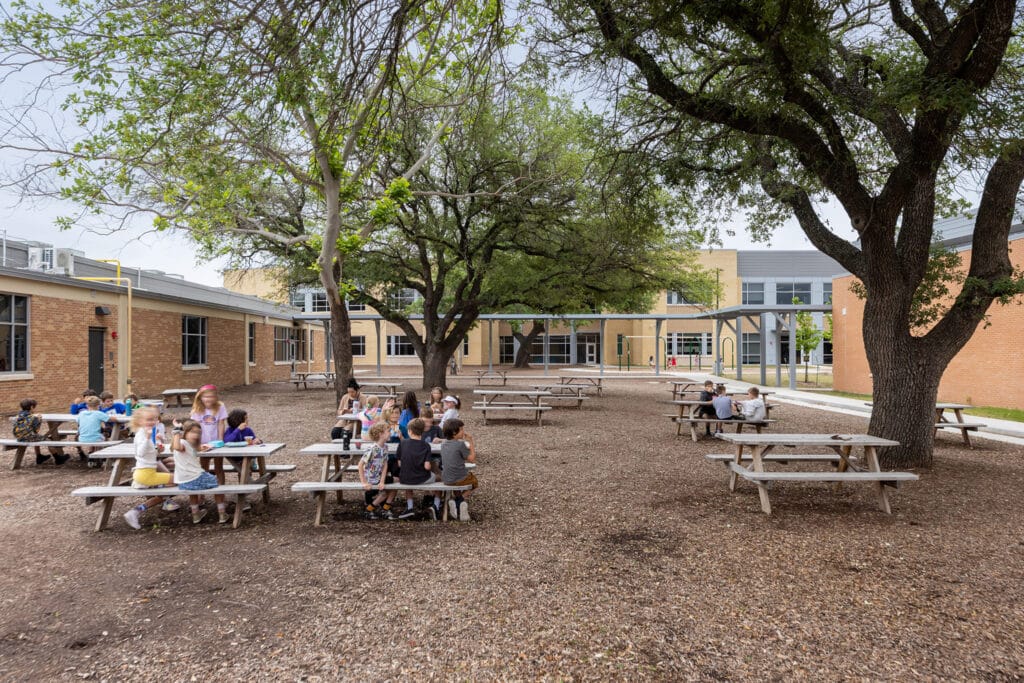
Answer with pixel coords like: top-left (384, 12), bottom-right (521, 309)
top-left (475, 370), bottom-right (509, 386)
top-left (36, 413), bottom-right (131, 441)
top-left (472, 389), bottom-right (552, 425)
top-left (558, 375), bottom-right (605, 396)
top-left (529, 384), bottom-right (590, 409)
top-left (162, 388), bottom-right (196, 407)
top-left (292, 371), bottom-right (336, 390)
top-left (867, 401), bottom-right (986, 448)
top-left (668, 400), bottom-right (777, 441)
top-left (357, 381), bottom-right (403, 396)
top-left (669, 381), bottom-right (775, 401)
top-left (713, 433), bottom-right (917, 515)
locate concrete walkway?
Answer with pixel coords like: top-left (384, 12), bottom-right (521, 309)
top-left (674, 371), bottom-right (1024, 447)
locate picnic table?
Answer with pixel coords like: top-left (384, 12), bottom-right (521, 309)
top-left (866, 401), bottom-right (986, 448)
top-left (292, 371), bottom-right (336, 390)
top-left (35, 413), bottom-right (131, 441)
top-left (472, 389), bottom-right (552, 425)
top-left (529, 384), bottom-right (590, 409)
top-left (475, 370), bottom-right (509, 386)
top-left (162, 388), bottom-right (196, 407)
top-left (669, 381), bottom-right (775, 401)
top-left (83, 441), bottom-right (287, 529)
top-left (712, 433), bottom-right (917, 515)
top-left (558, 375), bottom-right (605, 396)
top-left (357, 381), bottom-right (403, 397)
top-left (668, 400), bottom-right (777, 441)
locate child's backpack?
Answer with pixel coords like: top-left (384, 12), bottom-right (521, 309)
top-left (12, 412), bottom-right (39, 440)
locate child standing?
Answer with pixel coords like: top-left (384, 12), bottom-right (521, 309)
top-left (439, 395), bottom-right (460, 431)
top-left (397, 418), bottom-right (438, 519)
top-left (358, 422), bottom-right (397, 519)
top-left (14, 398), bottom-right (66, 465)
top-left (190, 384), bottom-right (228, 445)
top-left (397, 391), bottom-right (420, 439)
top-left (123, 407), bottom-right (177, 530)
top-left (441, 418), bottom-right (478, 522)
top-left (354, 396), bottom-right (384, 440)
top-left (170, 419), bottom-right (228, 524)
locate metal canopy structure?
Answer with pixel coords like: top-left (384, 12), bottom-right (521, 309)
top-left (296, 304), bottom-right (832, 388)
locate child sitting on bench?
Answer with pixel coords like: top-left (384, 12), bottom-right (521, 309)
top-left (13, 398), bottom-right (65, 465)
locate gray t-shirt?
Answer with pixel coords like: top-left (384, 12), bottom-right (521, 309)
top-left (441, 440), bottom-right (470, 484)
top-left (712, 395), bottom-right (734, 419)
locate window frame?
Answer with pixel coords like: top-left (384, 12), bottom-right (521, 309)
top-left (742, 282), bottom-right (765, 305)
top-left (0, 294), bottom-right (30, 373)
top-left (386, 334), bottom-right (417, 356)
top-left (181, 315), bottom-right (208, 367)
top-left (351, 335), bottom-right (366, 357)
top-left (247, 321), bottom-right (256, 364)
top-left (776, 282), bottom-right (812, 305)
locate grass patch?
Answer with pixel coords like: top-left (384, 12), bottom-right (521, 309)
top-left (964, 406), bottom-right (1024, 423)
top-left (719, 365), bottom-right (834, 389)
top-left (826, 390), bottom-right (872, 401)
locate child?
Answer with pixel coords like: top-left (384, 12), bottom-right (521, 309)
top-left (711, 384), bottom-right (737, 434)
top-left (354, 396), bottom-right (383, 440)
top-left (385, 405), bottom-right (402, 444)
top-left (421, 413), bottom-right (443, 444)
top-left (439, 395), bottom-right (460, 431)
top-left (123, 407), bottom-right (178, 530)
top-left (224, 409), bottom-right (261, 444)
top-left (76, 395), bottom-right (113, 455)
top-left (428, 386), bottom-right (444, 415)
top-left (358, 422), bottom-right (397, 520)
top-left (190, 384), bottom-right (227, 445)
top-left (396, 418), bottom-right (436, 519)
top-left (735, 386), bottom-right (767, 423)
top-left (98, 391), bottom-right (127, 415)
top-left (697, 380), bottom-right (717, 436)
top-left (171, 419), bottom-right (228, 524)
top-left (13, 398), bottom-right (66, 465)
top-left (69, 389), bottom-right (97, 415)
top-left (398, 390), bottom-right (420, 439)
top-left (441, 418), bottom-right (478, 522)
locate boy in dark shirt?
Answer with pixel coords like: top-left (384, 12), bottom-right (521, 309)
top-left (696, 380), bottom-right (717, 436)
top-left (397, 418), bottom-right (435, 519)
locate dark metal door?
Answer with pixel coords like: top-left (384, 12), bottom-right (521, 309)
top-left (88, 327), bottom-right (105, 392)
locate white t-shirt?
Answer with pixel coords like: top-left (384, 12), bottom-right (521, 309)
top-left (133, 429), bottom-right (159, 471)
top-left (440, 408), bottom-right (459, 430)
top-left (739, 397), bottom-right (767, 422)
top-left (173, 441), bottom-right (206, 484)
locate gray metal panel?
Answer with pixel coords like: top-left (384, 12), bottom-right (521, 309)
top-left (737, 251), bottom-right (847, 278)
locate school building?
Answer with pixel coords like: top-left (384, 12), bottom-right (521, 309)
top-left (832, 212), bottom-right (1024, 409)
top-left (224, 249), bottom-right (843, 372)
top-left (0, 239), bottom-right (323, 413)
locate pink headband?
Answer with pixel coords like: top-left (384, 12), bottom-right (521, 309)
top-left (198, 384), bottom-right (217, 392)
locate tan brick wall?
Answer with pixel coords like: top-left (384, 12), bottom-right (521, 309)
top-left (832, 237), bottom-right (1024, 409)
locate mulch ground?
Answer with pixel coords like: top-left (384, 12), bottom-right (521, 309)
top-left (1, 372), bottom-right (1022, 681)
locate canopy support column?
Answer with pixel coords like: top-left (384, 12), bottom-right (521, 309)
top-left (374, 319), bottom-right (382, 377)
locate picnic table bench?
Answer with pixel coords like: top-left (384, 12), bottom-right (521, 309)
top-left (162, 388), bottom-right (196, 407)
top-left (715, 433), bottom-right (917, 515)
top-left (529, 384), bottom-right (590, 409)
top-left (292, 482), bottom-right (473, 524)
top-left (71, 483), bottom-right (266, 530)
top-left (357, 381), bottom-right (403, 397)
top-left (866, 401), bottom-right (987, 448)
top-left (1, 438), bottom-right (125, 470)
top-left (292, 372), bottom-right (336, 390)
top-left (667, 400), bottom-right (778, 441)
top-left (472, 389), bottom-right (552, 426)
top-left (475, 370), bottom-right (509, 386)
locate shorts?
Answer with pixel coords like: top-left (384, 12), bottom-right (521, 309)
top-left (16, 434), bottom-right (46, 443)
top-left (133, 468), bottom-right (173, 487)
top-left (401, 472), bottom-right (435, 486)
top-left (330, 426), bottom-right (351, 441)
top-left (446, 472), bottom-right (478, 490)
top-left (179, 471), bottom-right (219, 491)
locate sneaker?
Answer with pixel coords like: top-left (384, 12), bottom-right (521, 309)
top-left (380, 508), bottom-right (396, 520)
top-left (218, 511), bottom-right (230, 524)
top-left (447, 499), bottom-right (458, 520)
top-left (161, 499), bottom-right (181, 512)
top-left (35, 453), bottom-right (52, 465)
top-left (426, 506), bottom-right (437, 521)
top-left (53, 453), bottom-right (71, 466)
top-left (363, 507), bottom-right (380, 520)
top-left (458, 501), bottom-right (471, 522)
top-left (397, 508), bottom-right (418, 520)
top-left (123, 508), bottom-right (142, 530)
top-left (131, 481), bottom-right (150, 490)
top-left (192, 509), bottom-right (209, 524)
top-left (86, 459), bottom-right (101, 468)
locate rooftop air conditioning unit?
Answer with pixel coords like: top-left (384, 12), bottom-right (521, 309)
top-left (27, 247), bottom-right (52, 271)
top-left (54, 249), bottom-right (76, 275)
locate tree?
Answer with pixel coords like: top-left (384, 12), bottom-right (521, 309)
top-left (793, 299), bottom-right (825, 382)
top-left (550, 0), bottom-right (1024, 466)
top-left (1, 0), bottom-right (504, 402)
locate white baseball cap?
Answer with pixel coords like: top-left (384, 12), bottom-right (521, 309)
top-left (443, 395), bottom-right (457, 403)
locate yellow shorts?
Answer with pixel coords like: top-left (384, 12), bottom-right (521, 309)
top-left (133, 468), bottom-right (172, 487)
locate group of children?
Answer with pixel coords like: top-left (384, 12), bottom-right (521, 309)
top-left (333, 379), bottom-right (477, 522)
top-left (696, 380), bottom-right (767, 435)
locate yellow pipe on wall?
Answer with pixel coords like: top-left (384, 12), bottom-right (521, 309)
top-left (74, 276), bottom-right (132, 396)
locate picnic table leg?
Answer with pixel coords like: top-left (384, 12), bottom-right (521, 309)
top-left (11, 445), bottom-right (27, 470)
top-left (864, 445), bottom-right (892, 514)
top-left (94, 497), bottom-right (116, 532)
top-left (333, 455), bottom-right (344, 504)
top-left (313, 455), bottom-right (331, 526)
top-left (232, 494), bottom-right (245, 528)
top-left (750, 445), bottom-right (773, 515)
top-left (254, 456), bottom-right (270, 504)
top-left (831, 445), bottom-right (853, 492)
top-left (729, 444), bottom-right (745, 492)
top-left (110, 422), bottom-right (122, 441)
top-left (107, 459), bottom-right (128, 487)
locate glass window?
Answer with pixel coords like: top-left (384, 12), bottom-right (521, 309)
top-left (274, 327), bottom-right (308, 362)
top-left (289, 290), bottom-right (306, 310)
top-left (741, 332), bottom-right (761, 365)
top-left (388, 288), bottom-right (421, 310)
top-left (499, 336), bottom-right (514, 364)
top-left (742, 282), bottom-right (764, 305)
top-left (351, 335), bottom-right (366, 357)
top-left (462, 337), bottom-right (470, 355)
top-left (0, 294), bottom-right (29, 372)
top-left (41, 247), bottom-right (54, 270)
top-left (387, 335), bottom-right (417, 356)
top-left (666, 332), bottom-right (710, 356)
top-left (776, 282), bottom-right (812, 305)
top-left (248, 322), bottom-right (256, 364)
top-left (181, 315), bottom-right (207, 366)
top-left (823, 283), bottom-right (833, 305)
top-left (347, 300), bottom-right (366, 312)
top-left (530, 335), bottom-right (570, 364)
top-left (311, 292), bottom-right (329, 312)
top-left (666, 291), bottom-right (690, 305)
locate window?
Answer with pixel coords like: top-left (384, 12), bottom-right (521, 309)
top-left (311, 292), bottom-right (329, 312)
top-left (776, 282), bottom-right (812, 305)
top-left (530, 335), bottom-right (570, 364)
top-left (666, 332), bottom-right (711, 356)
top-left (462, 337), bottom-right (470, 355)
top-left (289, 290), bottom-right (306, 310)
top-left (823, 283), bottom-right (833, 305)
top-left (347, 300), bottom-right (366, 312)
top-left (274, 327), bottom-right (308, 362)
top-left (388, 288), bottom-right (420, 309)
top-left (0, 294), bottom-right (29, 372)
top-left (247, 322), bottom-right (256, 364)
top-left (387, 335), bottom-right (417, 356)
top-left (181, 315), bottom-right (208, 366)
top-left (666, 290), bottom-right (690, 305)
top-left (741, 332), bottom-right (761, 365)
top-left (742, 282), bottom-right (764, 305)
top-left (351, 335), bottom-right (366, 357)
top-left (499, 336), bottom-right (514, 364)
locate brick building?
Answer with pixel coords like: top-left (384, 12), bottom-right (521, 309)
top-left (0, 240), bottom-right (324, 413)
top-left (832, 213), bottom-right (1024, 408)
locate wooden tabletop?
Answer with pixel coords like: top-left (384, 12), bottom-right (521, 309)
top-left (162, 388), bottom-right (196, 394)
top-left (89, 442), bottom-right (286, 458)
top-left (716, 433), bottom-right (900, 447)
top-left (301, 441), bottom-right (442, 455)
top-left (473, 389), bottom-right (552, 396)
top-left (41, 413), bottom-right (130, 423)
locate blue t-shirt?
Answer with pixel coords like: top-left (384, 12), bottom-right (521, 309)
top-left (76, 409), bottom-right (111, 442)
top-left (100, 402), bottom-right (127, 415)
top-left (398, 408), bottom-right (419, 439)
top-left (224, 426), bottom-right (256, 443)
top-left (69, 401), bottom-right (88, 415)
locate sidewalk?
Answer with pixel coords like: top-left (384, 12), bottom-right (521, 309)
top-left (675, 371), bottom-right (1024, 447)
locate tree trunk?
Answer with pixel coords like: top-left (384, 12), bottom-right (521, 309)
top-left (328, 298), bottom-right (355, 405)
top-left (422, 347), bottom-right (452, 391)
top-left (513, 321), bottom-right (544, 368)
top-left (866, 346), bottom-right (944, 469)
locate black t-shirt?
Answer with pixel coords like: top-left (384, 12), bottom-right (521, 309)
top-left (397, 438), bottom-right (432, 484)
